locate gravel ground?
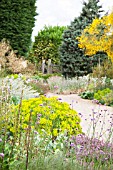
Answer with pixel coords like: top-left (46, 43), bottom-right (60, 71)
top-left (46, 93), bottom-right (113, 141)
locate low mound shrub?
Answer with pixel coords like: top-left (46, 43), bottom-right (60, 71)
top-left (102, 92), bottom-right (113, 106)
top-left (94, 88), bottom-right (112, 105)
top-left (10, 96), bottom-right (82, 139)
top-left (80, 91), bottom-right (94, 100)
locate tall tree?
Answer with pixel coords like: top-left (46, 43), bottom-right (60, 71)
top-left (78, 12), bottom-right (113, 62)
top-left (0, 0), bottom-right (37, 57)
top-left (59, 0), bottom-right (106, 78)
top-left (31, 25), bottom-right (67, 65)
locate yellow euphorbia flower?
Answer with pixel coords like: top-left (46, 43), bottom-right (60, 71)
top-left (10, 96), bottom-right (82, 138)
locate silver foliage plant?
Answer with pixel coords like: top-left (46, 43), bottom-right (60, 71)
top-left (47, 75), bottom-right (113, 94)
top-left (0, 74), bottom-right (39, 100)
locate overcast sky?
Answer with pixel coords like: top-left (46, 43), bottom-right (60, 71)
top-left (32, 0), bottom-right (113, 41)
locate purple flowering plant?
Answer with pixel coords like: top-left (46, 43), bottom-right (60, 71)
top-left (65, 106), bottom-right (113, 169)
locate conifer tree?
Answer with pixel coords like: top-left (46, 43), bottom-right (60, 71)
top-left (0, 0), bottom-right (37, 57)
top-left (59, 0), bottom-right (106, 78)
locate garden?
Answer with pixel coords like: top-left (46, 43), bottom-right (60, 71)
top-left (0, 71), bottom-right (113, 170)
top-left (0, 0), bottom-right (113, 170)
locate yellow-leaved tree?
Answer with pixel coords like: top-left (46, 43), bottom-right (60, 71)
top-left (77, 12), bottom-right (113, 62)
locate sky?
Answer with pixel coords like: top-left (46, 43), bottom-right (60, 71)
top-left (32, 0), bottom-right (113, 41)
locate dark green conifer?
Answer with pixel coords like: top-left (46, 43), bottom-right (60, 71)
top-left (0, 0), bottom-right (37, 57)
top-left (59, 0), bottom-right (106, 78)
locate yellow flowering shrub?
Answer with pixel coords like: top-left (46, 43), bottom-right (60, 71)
top-left (77, 12), bottom-right (113, 62)
top-left (11, 96), bottom-right (82, 137)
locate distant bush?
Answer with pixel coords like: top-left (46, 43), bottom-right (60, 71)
top-left (30, 25), bottom-right (67, 65)
top-left (80, 91), bottom-right (94, 100)
top-left (92, 59), bottom-right (113, 79)
top-left (94, 88), bottom-right (112, 105)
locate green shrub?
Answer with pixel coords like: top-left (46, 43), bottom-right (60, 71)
top-left (102, 91), bottom-right (113, 106)
top-left (94, 88), bottom-right (112, 105)
top-left (0, 69), bottom-right (8, 78)
top-left (92, 59), bottom-right (113, 79)
top-left (31, 25), bottom-right (67, 65)
top-left (80, 91), bottom-right (94, 100)
top-left (11, 96), bottom-right (82, 138)
top-left (33, 73), bottom-right (62, 81)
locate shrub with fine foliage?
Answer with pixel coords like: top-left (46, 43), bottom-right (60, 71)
top-left (10, 96), bottom-right (82, 138)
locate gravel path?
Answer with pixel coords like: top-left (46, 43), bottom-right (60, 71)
top-left (46, 93), bottom-right (113, 141)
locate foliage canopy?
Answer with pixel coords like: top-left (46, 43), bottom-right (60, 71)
top-left (0, 0), bottom-right (37, 57)
top-left (78, 12), bottom-right (113, 62)
top-left (31, 25), bottom-right (67, 65)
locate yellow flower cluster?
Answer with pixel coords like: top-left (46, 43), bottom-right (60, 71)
top-left (11, 96), bottom-right (82, 137)
top-left (77, 12), bottom-right (113, 62)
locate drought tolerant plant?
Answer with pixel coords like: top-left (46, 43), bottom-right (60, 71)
top-left (102, 92), bottom-right (113, 106)
top-left (10, 96), bottom-right (82, 140)
top-left (47, 75), bottom-right (113, 95)
top-left (92, 59), bottom-right (113, 79)
top-left (9, 149), bottom-right (85, 170)
top-left (0, 85), bottom-right (41, 170)
top-left (10, 102), bottom-right (113, 170)
top-left (87, 77), bottom-right (113, 92)
top-left (0, 74), bottom-right (39, 103)
top-left (68, 134), bottom-right (113, 170)
top-left (26, 73), bottom-right (62, 95)
top-left (0, 83), bottom-right (48, 169)
top-left (80, 77), bottom-right (113, 105)
top-left (27, 80), bottom-right (50, 95)
top-left (47, 75), bottom-right (90, 94)
top-left (94, 88), bottom-right (113, 105)
top-left (9, 129), bottom-right (86, 170)
top-left (0, 82), bottom-right (28, 169)
top-left (64, 105), bottom-right (113, 170)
